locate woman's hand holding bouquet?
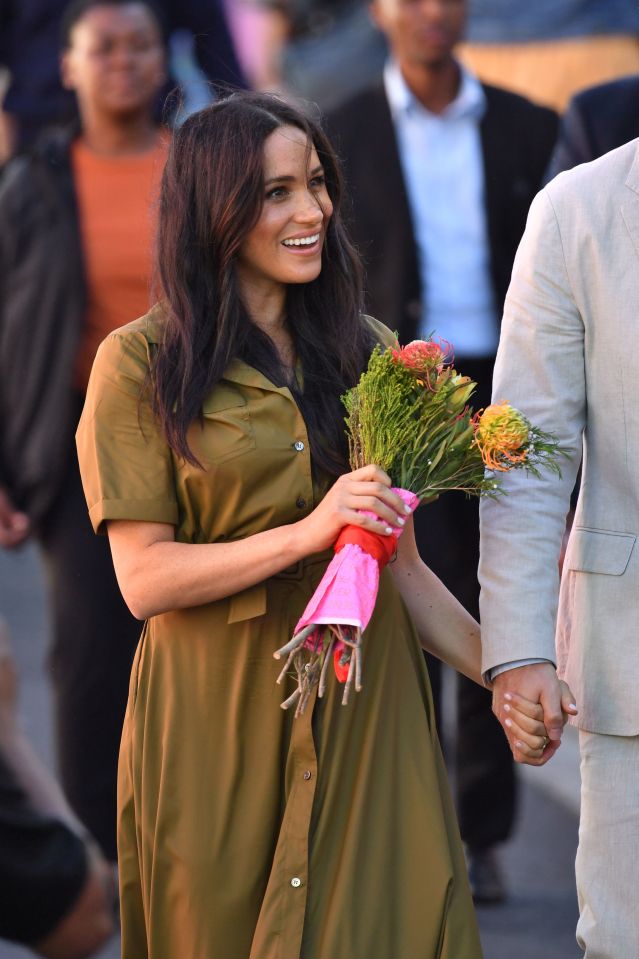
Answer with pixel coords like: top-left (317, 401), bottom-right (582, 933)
top-left (296, 465), bottom-right (410, 552)
top-left (275, 338), bottom-right (566, 717)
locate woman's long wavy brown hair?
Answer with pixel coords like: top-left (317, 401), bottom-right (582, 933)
top-left (151, 91), bottom-right (375, 478)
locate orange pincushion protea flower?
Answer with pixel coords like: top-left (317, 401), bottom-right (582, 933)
top-left (474, 402), bottom-right (531, 471)
top-left (392, 338), bottom-right (451, 372)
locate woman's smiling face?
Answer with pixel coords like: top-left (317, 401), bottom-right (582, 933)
top-left (236, 125), bottom-right (333, 298)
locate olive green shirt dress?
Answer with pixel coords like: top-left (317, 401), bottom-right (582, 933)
top-left (76, 305), bottom-right (482, 959)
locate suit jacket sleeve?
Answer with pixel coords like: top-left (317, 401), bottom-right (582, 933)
top-left (478, 186), bottom-right (585, 675)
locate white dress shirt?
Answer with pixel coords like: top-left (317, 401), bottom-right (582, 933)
top-left (383, 59), bottom-right (499, 358)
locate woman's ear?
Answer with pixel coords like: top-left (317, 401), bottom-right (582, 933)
top-left (60, 50), bottom-right (76, 91)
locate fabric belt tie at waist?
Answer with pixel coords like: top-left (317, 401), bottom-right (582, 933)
top-left (227, 550), bottom-right (334, 624)
top-left (228, 584), bottom-right (267, 624)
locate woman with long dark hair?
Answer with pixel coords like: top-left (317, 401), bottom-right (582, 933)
top-left (76, 91), bottom-right (544, 957)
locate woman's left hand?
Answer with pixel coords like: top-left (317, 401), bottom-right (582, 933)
top-left (500, 681), bottom-right (577, 765)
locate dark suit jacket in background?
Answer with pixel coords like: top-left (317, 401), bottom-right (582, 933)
top-left (326, 83), bottom-right (558, 347)
top-left (546, 72), bottom-right (639, 179)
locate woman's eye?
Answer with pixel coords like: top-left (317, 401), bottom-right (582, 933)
top-left (266, 186), bottom-right (288, 200)
top-left (309, 175), bottom-right (326, 190)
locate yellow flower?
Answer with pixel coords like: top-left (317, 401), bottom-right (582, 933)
top-left (474, 402), bottom-right (531, 471)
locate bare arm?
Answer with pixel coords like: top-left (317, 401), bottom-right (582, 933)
top-left (389, 516), bottom-right (483, 684)
top-left (389, 520), bottom-right (576, 759)
top-left (107, 465), bottom-right (411, 620)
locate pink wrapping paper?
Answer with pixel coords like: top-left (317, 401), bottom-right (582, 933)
top-left (295, 487), bottom-right (420, 643)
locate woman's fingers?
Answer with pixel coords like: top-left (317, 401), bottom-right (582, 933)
top-left (503, 690), bottom-right (543, 722)
top-left (504, 714), bottom-right (547, 759)
top-left (348, 480), bottom-right (410, 521)
top-left (503, 702), bottom-right (547, 738)
top-left (559, 680), bottom-right (578, 717)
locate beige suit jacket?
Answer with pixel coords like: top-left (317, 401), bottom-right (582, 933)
top-left (479, 138), bottom-right (639, 735)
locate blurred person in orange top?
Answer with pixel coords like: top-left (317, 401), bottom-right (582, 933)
top-left (0, 0), bottom-right (169, 863)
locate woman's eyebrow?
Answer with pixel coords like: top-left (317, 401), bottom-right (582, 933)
top-left (264, 165), bottom-right (324, 186)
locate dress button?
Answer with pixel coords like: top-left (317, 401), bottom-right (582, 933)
top-left (290, 877), bottom-right (302, 888)
top-left (303, 770), bottom-right (312, 781)
top-left (296, 497), bottom-right (307, 509)
top-left (293, 440), bottom-right (305, 452)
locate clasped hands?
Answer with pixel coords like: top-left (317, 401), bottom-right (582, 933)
top-left (492, 662), bottom-right (578, 766)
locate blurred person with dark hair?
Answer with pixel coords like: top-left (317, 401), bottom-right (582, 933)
top-left (0, 619), bottom-right (115, 958)
top-left (0, 0), bottom-right (246, 162)
top-left (326, 0), bottom-right (558, 903)
top-left (0, 0), bottom-right (169, 862)
top-left (458, 0), bottom-right (639, 112)
top-left (547, 72), bottom-right (639, 179)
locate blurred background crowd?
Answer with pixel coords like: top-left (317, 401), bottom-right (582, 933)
top-left (1, 0), bottom-right (638, 955)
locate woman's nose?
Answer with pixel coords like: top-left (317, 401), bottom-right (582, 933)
top-left (293, 190), bottom-right (324, 224)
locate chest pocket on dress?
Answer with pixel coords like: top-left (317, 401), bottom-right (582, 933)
top-left (194, 387), bottom-right (256, 466)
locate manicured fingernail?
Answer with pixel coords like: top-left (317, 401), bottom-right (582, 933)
top-left (505, 718), bottom-right (512, 728)
top-left (384, 527), bottom-right (393, 535)
top-left (569, 703), bottom-right (577, 711)
top-left (396, 516), bottom-right (405, 526)
top-left (515, 740), bottom-right (524, 749)
top-left (503, 703), bottom-right (511, 712)
top-left (504, 693), bottom-right (513, 701)
top-left (404, 504), bottom-right (411, 513)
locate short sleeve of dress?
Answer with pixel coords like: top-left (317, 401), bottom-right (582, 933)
top-left (76, 322), bottom-right (178, 535)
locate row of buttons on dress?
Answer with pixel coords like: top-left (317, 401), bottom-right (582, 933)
top-left (293, 441), bottom-right (307, 510)
top-left (289, 769), bottom-right (314, 887)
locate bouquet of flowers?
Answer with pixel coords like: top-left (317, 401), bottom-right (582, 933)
top-left (273, 339), bottom-right (564, 715)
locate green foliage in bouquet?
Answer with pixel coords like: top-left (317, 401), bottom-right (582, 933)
top-left (342, 340), bottom-right (565, 499)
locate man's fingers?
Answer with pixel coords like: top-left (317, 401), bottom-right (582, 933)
top-left (513, 737), bottom-right (560, 766)
top-left (539, 689), bottom-right (564, 741)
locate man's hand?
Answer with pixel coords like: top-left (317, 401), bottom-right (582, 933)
top-left (492, 662), bottom-right (578, 766)
top-left (0, 488), bottom-right (30, 547)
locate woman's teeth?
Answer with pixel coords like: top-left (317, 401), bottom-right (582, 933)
top-left (283, 234), bottom-right (320, 247)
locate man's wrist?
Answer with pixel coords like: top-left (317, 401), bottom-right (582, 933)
top-left (487, 657), bottom-right (555, 684)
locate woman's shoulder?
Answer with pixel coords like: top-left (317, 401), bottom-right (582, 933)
top-left (360, 314), bottom-right (399, 350)
top-left (91, 303), bottom-right (166, 387)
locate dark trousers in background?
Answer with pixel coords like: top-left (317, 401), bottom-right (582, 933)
top-left (415, 356), bottom-right (516, 850)
top-left (38, 449), bottom-right (140, 861)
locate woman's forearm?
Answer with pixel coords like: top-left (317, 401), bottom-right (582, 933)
top-left (390, 556), bottom-right (483, 685)
top-left (108, 466), bottom-right (411, 620)
top-left (108, 519), bottom-right (310, 620)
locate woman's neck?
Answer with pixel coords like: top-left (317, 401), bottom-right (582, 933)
top-left (243, 284), bottom-right (296, 372)
top-left (79, 111), bottom-right (159, 156)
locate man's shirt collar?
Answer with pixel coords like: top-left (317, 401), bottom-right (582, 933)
top-left (384, 58), bottom-right (486, 123)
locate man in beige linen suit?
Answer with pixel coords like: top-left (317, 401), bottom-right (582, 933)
top-left (479, 137), bottom-right (639, 957)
